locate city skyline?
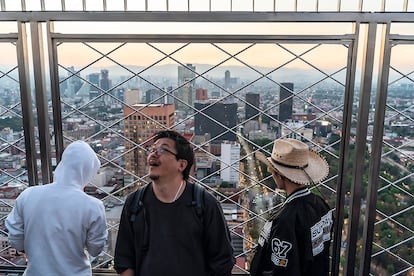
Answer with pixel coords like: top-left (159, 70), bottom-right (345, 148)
top-left (0, 4), bottom-right (414, 274)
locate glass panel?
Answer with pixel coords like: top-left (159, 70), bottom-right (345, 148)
top-left (189, 0), bottom-right (210, 11)
top-left (254, 0), bottom-right (274, 11)
top-left (106, 0), bottom-right (125, 11)
top-left (148, 0), bottom-right (167, 11)
top-left (127, 0), bottom-right (146, 11)
top-left (44, 0), bottom-right (62, 11)
top-left (64, 0), bottom-right (84, 11)
top-left (211, 0), bottom-right (231, 11)
top-left (4, 0), bottom-right (22, 11)
top-left (169, 0), bottom-right (188, 11)
top-left (232, 0), bottom-right (253, 11)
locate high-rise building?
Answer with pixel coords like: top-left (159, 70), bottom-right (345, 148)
top-left (124, 89), bottom-right (142, 105)
top-left (100, 69), bottom-right (110, 91)
top-left (279, 82), bottom-right (294, 122)
top-left (220, 141), bottom-right (240, 186)
top-left (224, 70), bottom-right (231, 90)
top-left (195, 88), bottom-right (208, 101)
top-left (144, 87), bottom-right (174, 104)
top-left (194, 101), bottom-right (238, 142)
top-left (224, 70), bottom-right (238, 91)
top-left (100, 69), bottom-right (113, 104)
top-left (245, 93), bottom-right (260, 120)
top-left (63, 66), bottom-right (82, 97)
top-left (88, 73), bottom-right (100, 100)
top-left (176, 64), bottom-right (196, 112)
top-left (123, 104), bottom-right (175, 179)
top-left (145, 88), bottom-right (163, 104)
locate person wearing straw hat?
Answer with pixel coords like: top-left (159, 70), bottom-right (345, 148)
top-left (249, 138), bottom-right (334, 276)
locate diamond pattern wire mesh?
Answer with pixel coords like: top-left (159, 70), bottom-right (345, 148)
top-left (49, 39), bottom-right (346, 272)
top-left (371, 43), bottom-right (414, 275)
top-left (1, 19), bottom-right (413, 275)
top-left (0, 41), bottom-right (31, 266)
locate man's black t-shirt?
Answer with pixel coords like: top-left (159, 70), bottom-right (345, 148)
top-left (114, 182), bottom-right (235, 276)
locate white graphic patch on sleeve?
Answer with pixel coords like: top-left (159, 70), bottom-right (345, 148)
top-left (310, 209), bottom-right (333, 256)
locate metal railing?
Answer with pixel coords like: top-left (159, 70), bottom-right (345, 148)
top-left (0, 2), bottom-right (413, 276)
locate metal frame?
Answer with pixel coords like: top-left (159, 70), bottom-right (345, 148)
top-left (30, 21), bottom-right (53, 183)
top-left (344, 22), bottom-right (378, 275)
top-left (0, 11), bottom-right (413, 23)
top-left (1, 0), bottom-right (413, 13)
top-left (47, 23), bottom-right (358, 275)
top-left (360, 22), bottom-right (392, 276)
top-left (16, 22), bottom-right (38, 186)
top-left (0, 9), bottom-right (413, 275)
top-left (332, 21), bottom-right (360, 276)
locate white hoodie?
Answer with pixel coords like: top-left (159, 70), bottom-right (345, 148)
top-left (5, 140), bottom-right (108, 276)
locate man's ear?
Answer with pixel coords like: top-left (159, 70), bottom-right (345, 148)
top-left (178, 159), bottom-right (188, 173)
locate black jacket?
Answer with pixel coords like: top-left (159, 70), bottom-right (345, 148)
top-left (250, 187), bottom-right (333, 276)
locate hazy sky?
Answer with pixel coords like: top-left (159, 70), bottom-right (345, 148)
top-left (0, 1), bottom-right (413, 73)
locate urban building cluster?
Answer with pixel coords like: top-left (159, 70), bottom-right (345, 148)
top-left (0, 62), bottom-right (413, 272)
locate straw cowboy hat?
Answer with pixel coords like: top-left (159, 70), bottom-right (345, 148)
top-left (255, 138), bottom-right (329, 185)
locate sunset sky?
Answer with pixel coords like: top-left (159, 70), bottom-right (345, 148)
top-left (0, 0), bottom-right (413, 74)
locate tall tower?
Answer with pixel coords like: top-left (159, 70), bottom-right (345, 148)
top-left (220, 141), bottom-right (241, 186)
top-left (224, 70), bottom-right (231, 90)
top-left (245, 93), bottom-right (260, 120)
top-left (279, 82), bottom-right (294, 122)
top-left (100, 69), bottom-right (112, 104)
top-left (66, 66), bottom-right (82, 97)
top-left (176, 64), bottom-right (196, 113)
top-left (88, 73), bottom-right (100, 100)
top-left (123, 104), bottom-right (175, 179)
top-left (194, 100), bottom-right (238, 143)
top-left (124, 89), bottom-right (142, 105)
top-left (100, 69), bottom-right (110, 91)
top-left (145, 88), bottom-right (164, 104)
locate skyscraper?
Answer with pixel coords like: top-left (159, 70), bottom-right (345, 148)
top-left (100, 69), bottom-right (110, 91)
top-left (88, 73), bottom-right (100, 100)
top-left (245, 93), bottom-right (260, 120)
top-left (196, 88), bottom-right (208, 101)
top-left (65, 66), bottom-right (82, 97)
top-left (220, 141), bottom-right (241, 186)
top-left (145, 88), bottom-right (163, 104)
top-left (194, 101), bottom-right (238, 143)
top-left (123, 104), bottom-right (175, 178)
top-left (176, 64), bottom-right (196, 112)
top-left (224, 70), bottom-right (231, 90)
top-left (279, 82), bottom-right (294, 122)
top-left (224, 70), bottom-right (237, 91)
top-left (124, 89), bottom-right (142, 105)
top-left (100, 69), bottom-right (112, 104)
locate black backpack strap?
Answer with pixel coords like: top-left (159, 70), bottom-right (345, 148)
top-left (192, 183), bottom-right (205, 220)
top-left (130, 184), bottom-right (148, 223)
top-left (129, 184), bottom-right (150, 253)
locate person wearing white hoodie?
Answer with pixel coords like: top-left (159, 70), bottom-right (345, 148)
top-left (5, 140), bottom-right (108, 276)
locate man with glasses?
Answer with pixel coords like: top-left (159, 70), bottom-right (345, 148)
top-left (114, 130), bottom-right (235, 276)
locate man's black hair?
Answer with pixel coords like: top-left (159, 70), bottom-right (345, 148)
top-left (153, 130), bottom-right (194, 180)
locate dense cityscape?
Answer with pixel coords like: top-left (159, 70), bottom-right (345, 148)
top-left (0, 62), bottom-right (413, 274)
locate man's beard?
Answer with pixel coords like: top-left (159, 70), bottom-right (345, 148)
top-left (149, 174), bottom-right (159, 181)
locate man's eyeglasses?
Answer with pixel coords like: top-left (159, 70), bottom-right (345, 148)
top-left (146, 146), bottom-right (177, 157)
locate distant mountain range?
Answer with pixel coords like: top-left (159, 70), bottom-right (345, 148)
top-left (0, 63), bottom-right (361, 86)
top-left (79, 63), bottom-right (339, 83)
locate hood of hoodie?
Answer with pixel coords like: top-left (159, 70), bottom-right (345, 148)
top-left (53, 140), bottom-right (101, 189)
